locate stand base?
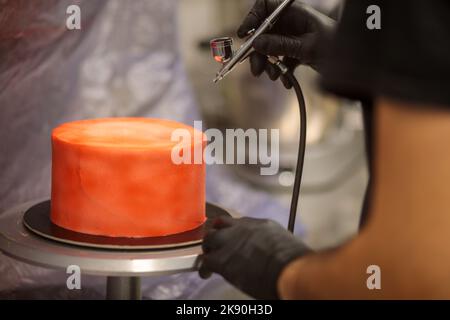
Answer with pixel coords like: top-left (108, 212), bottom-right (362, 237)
top-left (107, 277), bottom-right (142, 300)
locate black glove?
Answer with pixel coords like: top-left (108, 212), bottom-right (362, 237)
top-left (237, 0), bottom-right (336, 88)
top-left (199, 216), bottom-right (311, 300)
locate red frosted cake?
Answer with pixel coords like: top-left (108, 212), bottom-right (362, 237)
top-left (50, 118), bottom-right (206, 238)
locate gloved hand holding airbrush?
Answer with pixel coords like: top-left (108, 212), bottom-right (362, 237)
top-left (238, 0), bottom-right (336, 88)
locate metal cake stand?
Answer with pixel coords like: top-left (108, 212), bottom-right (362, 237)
top-left (0, 199), bottom-right (234, 300)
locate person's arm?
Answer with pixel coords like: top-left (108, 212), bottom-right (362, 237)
top-left (200, 97), bottom-right (450, 299)
top-left (279, 97), bottom-right (450, 299)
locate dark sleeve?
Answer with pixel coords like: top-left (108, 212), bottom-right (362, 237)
top-left (321, 0), bottom-right (450, 107)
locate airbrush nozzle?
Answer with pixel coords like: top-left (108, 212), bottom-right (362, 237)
top-left (213, 68), bottom-right (232, 83)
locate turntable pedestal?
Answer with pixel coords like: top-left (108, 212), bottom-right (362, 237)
top-left (106, 277), bottom-right (141, 300)
top-left (0, 200), bottom-right (235, 300)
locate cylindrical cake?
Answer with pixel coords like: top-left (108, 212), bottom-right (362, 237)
top-left (50, 118), bottom-right (206, 238)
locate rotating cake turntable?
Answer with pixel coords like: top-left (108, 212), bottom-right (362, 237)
top-left (0, 199), bottom-right (235, 300)
top-left (23, 200), bottom-right (230, 250)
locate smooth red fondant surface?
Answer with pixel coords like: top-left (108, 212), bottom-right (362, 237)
top-left (50, 118), bottom-right (206, 238)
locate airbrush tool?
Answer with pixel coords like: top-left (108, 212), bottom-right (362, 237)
top-left (210, 0), bottom-right (294, 83)
top-left (209, 0), bottom-right (306, 233)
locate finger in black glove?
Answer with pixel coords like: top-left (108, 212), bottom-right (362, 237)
top-left (199, 216), bottom-right (311, 300)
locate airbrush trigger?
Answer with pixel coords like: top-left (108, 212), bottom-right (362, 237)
top-left (238, 29), bottom-right (256, 64)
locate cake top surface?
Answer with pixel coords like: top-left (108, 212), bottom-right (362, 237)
top-left (52, 118), bottom-right (203, 149)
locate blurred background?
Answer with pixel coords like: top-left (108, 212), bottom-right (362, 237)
top-left (0, 0), bottom-right (367, 299)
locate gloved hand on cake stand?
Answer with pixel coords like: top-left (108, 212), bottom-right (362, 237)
top-left (199, 216), bottom-right (311, 300)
